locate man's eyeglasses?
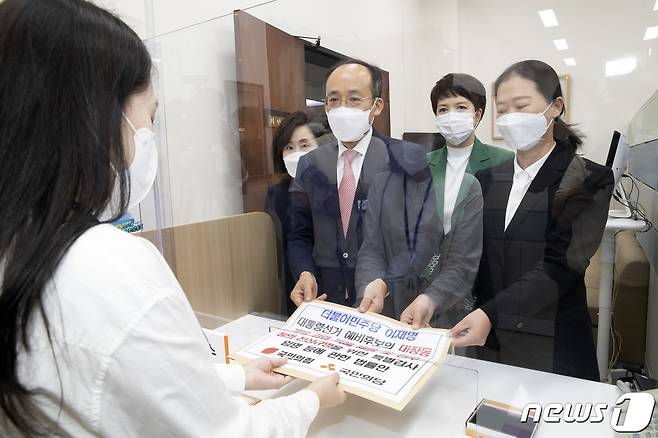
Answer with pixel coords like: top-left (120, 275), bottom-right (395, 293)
top-left (324, 95), bottom-right (376, 109)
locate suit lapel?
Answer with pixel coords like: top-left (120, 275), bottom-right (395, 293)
top-left (487, 161), bottom-right (514, 239)
top-left (429, 144), bottom-right (492, 235)
top-left (504, 146), bottom-right (572, 237)
top-left (428, 147), bottom-right (447, 219)
top-left (466, 138), bottom-right (491, 175)
top-left (358, 137), bottom-right (389, 191)
top-left (318, 141), bottom-right (338, 188)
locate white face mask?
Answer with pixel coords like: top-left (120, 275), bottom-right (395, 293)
top-left (435, 111), bottom-right (477, 145)
top-left (283, 151), bottom-right (308, 178)
top-left (495, 102), bottom-right (554, 151)
top-left (326, 101), bottom-right (376, 143)
top-left (123, 114), bottom-right (159, 209)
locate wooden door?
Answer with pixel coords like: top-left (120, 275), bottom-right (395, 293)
top-left (372, 70), bottom-right (391, 137)
top-left (234, 11), bottom-right (305, 213)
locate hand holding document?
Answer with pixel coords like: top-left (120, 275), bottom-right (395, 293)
top-left (233, 300), bottom-right (451, 410)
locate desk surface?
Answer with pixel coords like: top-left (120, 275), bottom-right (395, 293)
top-left (606, 216), bottom-right (647, 230)
top-left (219, 315), bottom-right (621, 438)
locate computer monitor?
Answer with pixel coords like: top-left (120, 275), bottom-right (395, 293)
top-left (402, 132), bottom-right (445, 153)
top-left (605, 130), bottom-right (629, 186)
top-left (606, 130), bottom-right (632, 218)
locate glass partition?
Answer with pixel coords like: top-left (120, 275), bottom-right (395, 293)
top-left (131, 0), bottom-right (658, 383)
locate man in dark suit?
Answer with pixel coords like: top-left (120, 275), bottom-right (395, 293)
top-left (288, 59), bottom-right (424, 307)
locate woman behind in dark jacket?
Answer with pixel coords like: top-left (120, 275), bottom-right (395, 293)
top-left (266, 111), bottom-right (327, 316)
top-left (449, 60), bottom-right (614, 381)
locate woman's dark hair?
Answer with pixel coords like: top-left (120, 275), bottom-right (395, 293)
top-left (430, 73), bottom-right (487, 116)
top-left (494, 59), bottom-right (582, 152)
top-left (272, 111), bottom-right (324, 175)
top-left (0, 0), bottom-right (152, 434)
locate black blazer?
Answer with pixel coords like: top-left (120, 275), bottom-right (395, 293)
top-left (474, 142), bottom-right (614, 381)
top-left (265, 180), bottom-right (296, 316)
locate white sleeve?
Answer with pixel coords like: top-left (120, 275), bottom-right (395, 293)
top-left (214, 364), bottom-right (246, 393)
top-left (97, 289), bottom-right (319, 438)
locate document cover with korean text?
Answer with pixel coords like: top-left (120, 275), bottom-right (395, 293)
top-left (233, 301), bottom-right (451, 410)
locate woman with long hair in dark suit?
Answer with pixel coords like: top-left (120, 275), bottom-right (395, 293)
top-left (450, 60), bottom-right (614, 381)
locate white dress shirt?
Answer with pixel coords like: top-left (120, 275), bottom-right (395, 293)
top-left (10, 224), bottom-right (319, 438)
top-left (504, 143), bottom-right (556, 230)
top-left (443, 144), bottom-right (474, 234)
top-left (337, 127), bottom-right (372, 185)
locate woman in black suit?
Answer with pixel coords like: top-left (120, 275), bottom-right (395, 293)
top-left (266, 112), bottom-right (326, 316)
top-left (450, 60), bottom-right (614, 381)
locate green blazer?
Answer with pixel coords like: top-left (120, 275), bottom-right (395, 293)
top-left (427, 138), bottom-right (513, 231)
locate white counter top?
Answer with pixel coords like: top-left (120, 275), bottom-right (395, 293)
top-left (219, 314), bottom-right (621, 438)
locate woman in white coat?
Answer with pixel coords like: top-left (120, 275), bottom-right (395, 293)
top-left (0, 0), bottom-right (344, 436)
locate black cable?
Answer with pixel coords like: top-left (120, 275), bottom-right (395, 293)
top-left (616, 174), bottom-right (654, 232)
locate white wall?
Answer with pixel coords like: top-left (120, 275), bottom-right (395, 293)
top-left (399, 0), bottom-right (460, 134)
top-left (455, 0), bottom-right (658, 164)
top-left (94, 0), bottom-right (265, 38)
top-left (95, 0), bottom-right (258, 226)
top-left (251, 0), bottom-right (465, 137)
top-left (96, 0), bottom-right (658, 225)
top-left (151, 16), bottom-right (244, 227)
top-left (92, 0), bottom-right (147, 37)
top-left (106, 0), bottom-right (462, 226)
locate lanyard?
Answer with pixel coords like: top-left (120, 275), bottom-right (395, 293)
top-left (403, 175), bottom-right (432, 266)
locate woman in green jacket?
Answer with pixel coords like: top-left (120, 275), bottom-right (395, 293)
top-left (418, 74), bottom-right (513, 328)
